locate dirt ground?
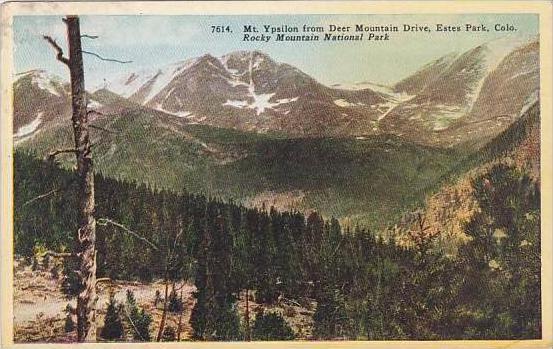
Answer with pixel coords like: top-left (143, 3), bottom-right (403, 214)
top-left (13, 257), bottom-right (315, 342)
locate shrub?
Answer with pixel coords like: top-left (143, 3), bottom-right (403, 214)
top-left (64, 304), bottom-right (75, 333)
top-left (167, 290), bottom-right (183, 312)
top-left (161, 326), bottom-right (177, 341)
top-left (252, 311), bottom-right (295, 340)
top-left (154, 290), bottom-right (162, 307)
top-left (31, 257), bottom-right (39, 271)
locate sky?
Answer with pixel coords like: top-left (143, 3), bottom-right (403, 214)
top-left (13, 14), bottom-right (538, 88)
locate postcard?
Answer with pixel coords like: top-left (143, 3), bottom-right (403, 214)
top-left (0, 1), bottom-right (552, 348)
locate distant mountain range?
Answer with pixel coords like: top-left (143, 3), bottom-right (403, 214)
top-left (14, 35), bottom-right (539, 148)
top-left (11, 35), bottom-right (541, 227)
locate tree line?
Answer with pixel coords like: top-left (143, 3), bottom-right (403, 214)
top-left (14, 151), bottom-right (541, 340)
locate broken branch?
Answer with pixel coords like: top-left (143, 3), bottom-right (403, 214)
top-left (39, 250), bottom-right (73, 258)
top-left (87, 109), bottom-right (106, 116)
top-left (81, 50), bottom-right (132, 64)
top-left (47, 148), bottom-right (78, 161)
top-left (42, 36), bottom-right (70, 66)
top-left (81, 34), bottom-right (99, 39)
top-left (89, 124), bottom-right (119, 135)
top-left (97, 218), bottom-right (159, 251)
top-left (22, 188), bottom-right (60, 207)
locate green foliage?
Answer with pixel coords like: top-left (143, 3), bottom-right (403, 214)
top-left (252, 311), bottom-right (295, 341)
top-left (14, 152), bottom-right (542, 340)
top-left (63, 304), bottom-right (75, 333)
top-left (100, 294), bottom-right (124, 341)
top-left (167, 289), bottom-right (183, 313)
top-left (161, 326), bottom-right (177, 342)
top-left (154, 290), bottom-right (162, 307)
top-left (313, 288), bottom-right (349, 339)
top-left (18, 117), bottom-right (461, 230)
top-left (31, 257), bottom-right (39, 271)
top-left (455, 164), bottom-right (541, 339)
top-left (125, 290), bottom-right (152, 341)
top-left (190, 202), bottom-right (242, 341)
top-left (61, 255), bottom-right (80, 298)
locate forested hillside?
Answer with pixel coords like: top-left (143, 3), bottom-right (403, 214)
top-left (14, 149), bottom-right (541, 340)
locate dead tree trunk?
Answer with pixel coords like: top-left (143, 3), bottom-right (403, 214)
top-left (177, 283), bottom-right (185, 341)
top-left (66, 16), bottom-right (97, 342)
top-left (245, 288), bottom-right (251, 341)
top-left (44, 15), bottom-right (132, 342)
top-left (157, 268), bottom-right (170, 341)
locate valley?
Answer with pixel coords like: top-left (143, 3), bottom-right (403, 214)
top-left (11, 35), bottom-right (540, 228)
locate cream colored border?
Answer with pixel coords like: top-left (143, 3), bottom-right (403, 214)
top-left (1, 1), bottom-right (552, 348)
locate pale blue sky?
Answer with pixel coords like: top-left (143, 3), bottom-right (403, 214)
top-left (13, 14), bottom-right (538, 88)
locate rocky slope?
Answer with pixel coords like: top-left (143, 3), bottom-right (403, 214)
top-left (100, 51), bottom-right (389, 136)
top-left (13, 36), bottom-right (539, 148)
top-left (382, 37), bottom-right (539, 147)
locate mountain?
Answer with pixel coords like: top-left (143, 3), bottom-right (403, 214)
top-left (14, 101), bottom-right (462, 229)
top-left (12, 70), bottom-right (113, 145)
top-left (13, 70), bottom-right (70, 144)
top-left (11, 37), bottom-right (540, 227)
top-left (381, 36), bottom-right (539, 147)
top-left (100, 51), bottom-right (390, 136)
top-left (392, 101), bottom-right (540, 254)
top-left (15, 37), bottom-right (539, 147)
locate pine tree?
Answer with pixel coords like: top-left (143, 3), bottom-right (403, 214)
top-left (125, 290), bottom-right (152, 341)
top-left (100, 293), bottom-right (124, 341)
top-left (191, 205), bottom-right (241, 340)
top-left (313, 287), bottom-right (349, 339)
top-left (64, 304), bottom-right (75, 333)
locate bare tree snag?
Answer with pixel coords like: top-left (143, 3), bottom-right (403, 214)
top-left (43, 16), bottom-right (132, 343)
top-left (97, 218), bottom-right (159, 251)
top-left (177, 285), bottom-right (184, 341)
top-left (45, 15), bottom-right (98, 342)
top-left (65, 15), bottom-right (97, 342)
top-left (157, 268), bottom-right (170, 342)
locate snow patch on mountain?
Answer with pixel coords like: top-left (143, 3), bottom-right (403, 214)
top-left (334, 99), bottom-right (364, 107)
top-left (224, 100), bottom-right (250, 108)
top-left (377, 101), bottom-right (398, 121)
top-left (519, 90), bottom-right (539, 116)
top-left (87, 99), bottom-right (103, 109)
top-left (467, 36), bottom-right (535, 104)
top-left (15, 112), bottom-right (43, 139)
top-left (17, 70), bottom-right (64, 96)
top-left (249, 91), bottom-right (277, 115)
top-left (432, 105), bottom-right (466, 131)
top-left (333, 82), bottom-right (415, 103)
top-left (332, 82), bottom-right (393, 94)
top-left (154, 103), bottom-right (193, 118)
top-left (224, 95), bottom-right (298, 115)
top-left (223, 52), bottom-right (299, 115)
top-left (102, 58), bottom-right (198, 100)
top-left (144, 59), bottom-right (198, 103)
